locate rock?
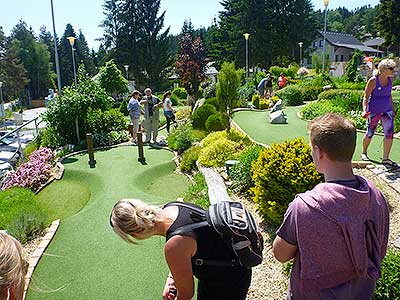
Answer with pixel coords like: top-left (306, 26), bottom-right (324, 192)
top-left (392, 85), bottom-right (400, 91)
top-left (270, 110), bottom-right (287, 124)
top-left (394, 235), bottom-right (400, 249)
top-left (323, 85), bottom-right (333, 91)
top-left (192, 98), bottom-right (206, 113)
top-left (270, 99), bottom-right (283, 113)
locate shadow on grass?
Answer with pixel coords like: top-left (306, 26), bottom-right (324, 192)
top-left (62, 157), bottom-right (79, 164)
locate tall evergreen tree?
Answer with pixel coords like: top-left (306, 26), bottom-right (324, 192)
top-left (0, 27), bottom-right (29, 100)
top-left (77, 30), bottom-right (96, 75)
top-left (59, 24), bottom-right (77, 87)
top-left (377, 0), bottom-right (400, 53)
top-left (10, 20), bottom-right (53, 99)
top-left (38, 26), bottom-right (55, 72)
top-left (181, 19), bottom-right (195, 37)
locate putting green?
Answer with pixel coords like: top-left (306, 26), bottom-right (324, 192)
top-left (233, 107), bottom-right (400, 163)
top-left (27, 146), bottom-right (189, 300)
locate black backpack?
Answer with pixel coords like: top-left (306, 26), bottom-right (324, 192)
top-left (165, 201), bottom-right (263, 268)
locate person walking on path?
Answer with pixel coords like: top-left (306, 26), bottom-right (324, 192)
top-left (272, 113), bottom-right (389, 300)
top-left (162, 91), bottom-right (176, 134)
top-left (110, 200), bottom-right (252, 300)
top-left (141, 88), bottom-right (162, 144)
top-left (127, 90), bottom-right (143, 145)
top-left (361, 58), bottom-right (398, 167)
top-left (0, 231), bottom-right (28, 300)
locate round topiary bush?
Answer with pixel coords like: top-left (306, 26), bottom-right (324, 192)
top-left (204, 97), bottom-right (219, 110)
top-left (172, 87), bottom-right (187, 99)
top-left (205, 113), bottom-right (226, 132)
top-left (198, 138), bottom-right (240, 167)
top-left (251, 138), bottom-right (323, 226)
top-left (191, 104), bottom-right (217, 129)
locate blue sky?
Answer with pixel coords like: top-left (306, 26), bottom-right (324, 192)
top-left (1, 0), bottom-right (380, 50)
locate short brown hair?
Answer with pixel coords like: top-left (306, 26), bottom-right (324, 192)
top-left (309, 113), bottom-right (356, 162)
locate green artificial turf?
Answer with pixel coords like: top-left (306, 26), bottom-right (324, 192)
top-left (233, 107), bottom-right (400, 163)
top-left (27, 146), bottom-right (189, 300)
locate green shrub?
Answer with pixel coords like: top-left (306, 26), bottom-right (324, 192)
top-left (204, 97), bottom-right (219, 110)
top-left (23, 139), bottom-right (40, 158)
top-left (259, 99), bottom-right (271, 109)
top-left (180, 145), bottom-right (202, 172)
top-left (92, 131), bottom-right (130, 147)
top-left (198, 138), bottom-right (240, 167)
top-left (86, 108), bottom-right (127, 134)
top-left (201, 128), bottom-right (251, 148)
top-left (238, 81), bottom-right (256, 103)
top-left (167, 123), bottom-right (194, 152)
top-left (318, 89), bottom-right (363, 102)
top-left (275, 85), bottom-right (304, 106)
top-left (298, 82), bottom-right (323, 101)
top-left (40, 126), bottom-right (66, 149)
top-left (230, 145), bottom-right (264, 194)
top-left (332, 77), bottom-right (366, 90)
top-left (119, 98), bottom-right (129, 116)
top-left (0, 187), bottom-right (48, 243)
top-left (184, 173), bottom-right (210, 209)
top-left (269, 66), bottom-right (297, 78)
top-left (251, 138), bottom-right (323, 226)
top-left (170, 93), bottom-right (180, 106)
top-left (252, 94), bottom-right (260, 109)
top-left (206, 113), bottom-right (226, 132)
top-left (191, 103), bottom-right (217, 129)
top-left (172, 87), bottom-right (187, 100)
top-left (98, 59), bottom-right (129, 96)
top-left (301, 101), bottom-right (347, 120)
top-left (192, 129), bottom-right (207, 142)
top-left (374, 249), bottom-right (400, 299)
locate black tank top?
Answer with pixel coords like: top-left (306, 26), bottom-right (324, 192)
top-left (165, 203), bottom-right (246, 281)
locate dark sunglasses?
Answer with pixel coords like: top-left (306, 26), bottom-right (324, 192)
top-left (388, 67), bottom-right (394, 71)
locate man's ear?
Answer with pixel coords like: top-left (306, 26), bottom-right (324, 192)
top-left (313, 144), bottom-right (324, 160)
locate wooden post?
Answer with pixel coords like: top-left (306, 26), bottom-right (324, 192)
top-left (86, 133), bottom-right (96, 168)
top-left (137, 123), bottom-right (146, 164)
top-left (75, 117), bottom-right (80, 144)
top-left (128, 123), bottom-right (134, 138)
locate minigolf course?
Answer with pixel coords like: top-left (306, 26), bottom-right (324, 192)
top-left (233, 107), bottom-right (400, 163)
top-left (27, 146), bottom-right (189, 300)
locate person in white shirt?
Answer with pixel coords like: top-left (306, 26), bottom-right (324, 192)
top-left (162, 91), bottom-right (176, 134)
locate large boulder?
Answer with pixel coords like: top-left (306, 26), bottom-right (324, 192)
top-left (270, 110), bottom-right (287, 124)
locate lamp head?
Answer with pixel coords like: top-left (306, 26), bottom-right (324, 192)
top-left (0, 82), bottom-right (2, 88)
top-left (298, 42), bottom-right (303, 47)
top-left (67, 36), bottom-right (76, 46)
top-left (323, 0), bottom-right (329, 7)
top-left (243, 33), bottom-right (250, 40)
top-left (124, 65), bottom-right (129, 71)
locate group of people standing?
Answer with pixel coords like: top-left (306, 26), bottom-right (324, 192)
top-left (257, 72), bottom-right (287, 98)
top-left (127, 88), bottom-right (176, 145)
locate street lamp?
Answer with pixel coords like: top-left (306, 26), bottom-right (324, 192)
top-left (322, 0), bottom-right (329, 73)
top-left (50, 0), bottom-right (62, 94)
top-left (0, 82), bottom-right (4, 119)
top-left (67, 36), bottom-right (77, 86)
top-left (298, 42), bottom-right (303, 67)
top-left (243, 33), bottom-right (250, 77)
top-left (124, 65), bottom-right (129, 80)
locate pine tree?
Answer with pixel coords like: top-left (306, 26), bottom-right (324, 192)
top-left (377, 0), bottom-right (400, 53)
top-left (181, 19), bottom-right (195, 37)
top-left (77, 30), bottom-right (96, 75)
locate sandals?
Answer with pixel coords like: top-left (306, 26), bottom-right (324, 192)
top-left (361, 153), bottom-right (370, 161)
top-left (382, 159), bottom-right (399, 168)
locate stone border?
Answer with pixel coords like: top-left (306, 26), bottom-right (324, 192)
top-left (23, 219), bottom-right (60, 300)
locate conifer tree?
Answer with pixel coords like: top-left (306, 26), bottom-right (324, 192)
top-left (377, 0), bottom-right (400, 53)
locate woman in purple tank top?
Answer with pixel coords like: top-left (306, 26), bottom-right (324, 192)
top-left (362, 58), bottom-right (397, 167)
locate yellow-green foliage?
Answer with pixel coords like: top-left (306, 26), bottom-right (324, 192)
top-left (251, 138), bottom-right (323, 226)
top-left (198, 138), bottom-right (240, 167)
top-left (198, 129), bottom-right (252, 167)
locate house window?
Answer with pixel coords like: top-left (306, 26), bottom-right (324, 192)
top-left (313, 41), bottom-right (317, 47)
top-left (319, 40), bottom-right (323, 47)
top-left (341, 55), bottom-right (344, 61)
top-left (335, 55), bottom-right (339, 62)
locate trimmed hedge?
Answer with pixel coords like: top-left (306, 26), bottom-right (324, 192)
top-left (172, 87), bottom-right (187, 100)
top-left (275, 85), bottom-right (304, 106)
top-left (191, 104), bottom-right (217, 130)
top-left (251, 138), bottom-right (323, 226)
top-left (205, 113), bottom-right (226, 132)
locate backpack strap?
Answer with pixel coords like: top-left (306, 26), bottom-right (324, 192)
top-left (164, 202), bottom-right (206, 216)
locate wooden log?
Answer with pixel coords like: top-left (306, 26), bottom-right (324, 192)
top-left (198, 166), bottom-right (231, 205)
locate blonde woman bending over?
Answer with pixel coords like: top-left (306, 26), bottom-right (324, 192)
top-left (0, 231), bottom-right (27, 300)
top-left (110, 199), bottom-right (251, 300)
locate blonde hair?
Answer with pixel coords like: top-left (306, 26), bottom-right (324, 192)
top-left (0, 231), bottom-right (27, 298)
top-left (377, 58), bottom-right (396, 75)
top-left (309, 113), bottom-right (356, 162)
top-left (109, 199), bottom-right (162, 244)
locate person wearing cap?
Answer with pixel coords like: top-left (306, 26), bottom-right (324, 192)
top-left (140, 88), bottom-right (162, 144)
top-left (127, 90), bottom-right (144, 145)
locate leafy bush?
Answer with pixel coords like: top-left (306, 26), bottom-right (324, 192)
top-left (318, 89), bottom-right (363, 102)
top-left (191, 129), bottom-right (207, 142)
top-left (40, 126), bottom-right (66, 149)
top-left (206, 113), bottom-right (226, 132)
top-left (98, 59), bottom-right (129, 97)
top-left (175, 107), bottom-right (191, 120)
top-left (204, 97), bottom-right (219, 110)
top-left (298, 82), bottom-right (323, 101)
top-left (203, 83), bottom-right (216, 99)
top-left (2, 148), bottom-right (54, 192)
top-left (269, 66), bottom-right (298, 78)
top-left (201, 129), bottom-right (251, 148)
top-left (301, 101), bottom-right (347, 120)
top-left (191, 103), bottom-right (217, 129)
top-left (93, 131), bottom-right (130, 147)
top-left (184, 173), bottom-right (210, 209)
top-left (167, 123), bottom-right (194, 152)
top-left (275, 85), bottom-right (304, 106)
top-left (198, 138), bottom-right (240, 167)
top-left (238, 81), bottom-right (256, 103)
top-left (0, 187), bottom-right (48, 243)
top-left (252, 94), bottom-right (260, 109)
top-left (251, 138), bottom-right (323, 226)
top-left (172, 87), bottom-right (187, 99)
top-left (259, 99), bottom-right (271, 109)
top-left (119, 98), bottom-right (129, 116)
top-left (86, 108), bottom-right (127, 134)
top-left (374, 249), bottom-right (400, 299)
top-left (170, 93), bottom-right (180, 106)
top-left (180, 145), bottom-right (202, 172)
top-left (332, 77), bottom-right (366, 90)
top-left (230, 145), bottom-right (264, 194)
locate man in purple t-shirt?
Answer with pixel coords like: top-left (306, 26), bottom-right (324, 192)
top-left (272, 113), bottom-right (389, 300)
